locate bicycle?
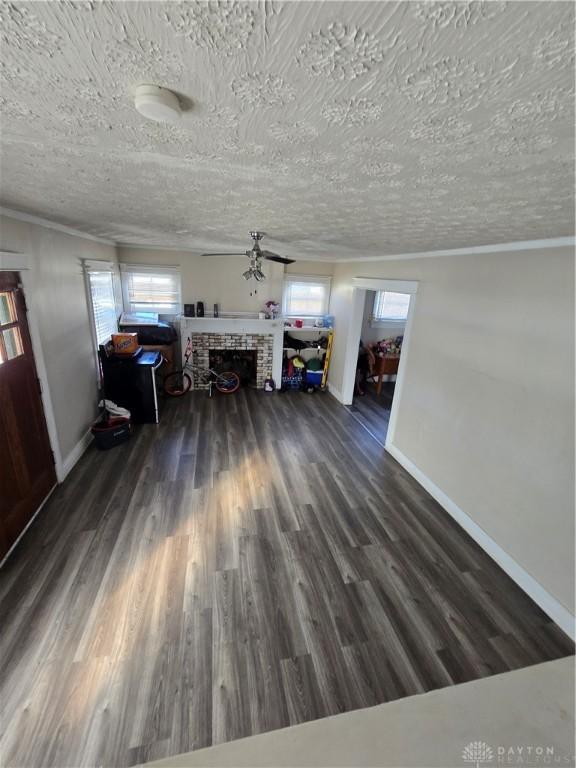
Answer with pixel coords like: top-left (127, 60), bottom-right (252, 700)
top-left (163, 337), bottom-right (241, 397)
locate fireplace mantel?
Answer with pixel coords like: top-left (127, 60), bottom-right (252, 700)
top-left (180, 316), bottom-right (282, 334)
top-left (179, 316), bottom-right (284, 387)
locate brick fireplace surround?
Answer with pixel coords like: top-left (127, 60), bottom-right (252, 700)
top-left (180, 316), bottom-right (284, 390)
top-left (190, 332), bottom-right (273, 390)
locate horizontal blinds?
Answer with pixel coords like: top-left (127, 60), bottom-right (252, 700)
top-left (120, 264), bottom-right (181, 314)
top-left (88, 271), bottom-right (118, 345)
top-left (373, 291), bottom-right (410, 321)
top-left (282, 276), bottom-right (331, 317)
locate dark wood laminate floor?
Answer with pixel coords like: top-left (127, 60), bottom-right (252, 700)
top-left (348, 382), bottom-right (395, 445)
top-left (1, 390), bottom-right (573, 768)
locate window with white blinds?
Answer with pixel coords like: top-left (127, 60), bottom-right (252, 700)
top-left (282, 275), bottom-right (331, 317)
top-left (120, 264), bottom-right (181, 315)
top-left (87, 269), bottom-right (118, 346)
top-left (372, 291), bottom-right (410, 323)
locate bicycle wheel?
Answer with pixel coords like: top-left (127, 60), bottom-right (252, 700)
top-left (214, 371), bottom-right (240, 394)
top-left (164, 370), bottom-right (192, 397)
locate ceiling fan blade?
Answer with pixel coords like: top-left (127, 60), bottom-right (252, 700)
top-left (201, 252), bottom-right (245, 257)
top-left (261, 250), bottom-right (295, 265)
top-left (260, 249), bottom-right (281, 258)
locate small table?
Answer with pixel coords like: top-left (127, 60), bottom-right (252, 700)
top-left (373, 354), bottom-right (400, 395)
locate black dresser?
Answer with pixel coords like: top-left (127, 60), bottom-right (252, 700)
top-left (99, 347), bottom-right (163, 424)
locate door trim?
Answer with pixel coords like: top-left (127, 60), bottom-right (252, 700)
top-left (340, 278), bottom-right (419, 452)
top-left (0, 251), bottom-right (64, 480)
top-left (0, 484), bottom-right (57, 569)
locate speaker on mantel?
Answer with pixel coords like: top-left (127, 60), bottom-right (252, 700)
top-left (196, 302), bottom-right (204, 317)
top-left (184, 304), bottom-right (195, 317)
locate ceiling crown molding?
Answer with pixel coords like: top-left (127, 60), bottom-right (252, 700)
top-left (0, 207), bottom-right (115, 246)
top-left (333, 237), bottom-right (576, 262)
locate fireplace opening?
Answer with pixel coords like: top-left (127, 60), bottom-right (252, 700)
top-left (209, 349), bottom-right (257, 387)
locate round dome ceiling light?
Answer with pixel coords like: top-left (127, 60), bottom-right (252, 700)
top-left (134, 84), bottom-right (181, 124)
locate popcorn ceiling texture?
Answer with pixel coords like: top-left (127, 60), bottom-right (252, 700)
top-left (0, 1), bottom-right (574, 260)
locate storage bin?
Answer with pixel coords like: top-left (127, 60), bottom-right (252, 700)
top-left (91, 417), bottom-right (131, 450)
top-left (281, 374), bottom-right (303, 390)
top-left (306, 370), bottom-right (323, 386)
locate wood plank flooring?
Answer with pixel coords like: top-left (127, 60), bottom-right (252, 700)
top-left (1, 390), bottom-right (573, 768)
top-left (348, 382), bottom-right (394, 445)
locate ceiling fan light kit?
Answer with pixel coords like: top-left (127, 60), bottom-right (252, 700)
top-left (202, 232), bottom-right (295, 286)
top-left (134, 84), bottom-right (181, 124)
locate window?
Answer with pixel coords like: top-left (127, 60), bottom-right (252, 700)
top-left (85, 263), bottom-right (118, 346)
top-left (0, 290), bottom-right (24, 364)
top-left (282, 276), bottom-right (331, 317)
top-left (372, 291), bottom-right (410, 324)
top-left (120, 264), bottom-right (181, 315)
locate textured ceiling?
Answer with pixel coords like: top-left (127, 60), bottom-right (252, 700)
top-left (0, 0), bottom-right (574, 261)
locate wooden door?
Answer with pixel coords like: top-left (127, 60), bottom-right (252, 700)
top-left (0, 272), bottom-right (57, 559)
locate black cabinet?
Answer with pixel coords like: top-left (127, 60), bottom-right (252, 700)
top-left (99, 348), bottom-right (163, 424)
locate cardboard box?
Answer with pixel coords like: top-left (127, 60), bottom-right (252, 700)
top-left (112, 332), bottom-right (139, 356)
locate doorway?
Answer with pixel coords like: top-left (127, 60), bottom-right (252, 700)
top-left (340, 278), bottom-right (418, 449)
top-left (0, 272), bottom-right (57, 559)
top-left (348, 289), bottom-right (407, 443)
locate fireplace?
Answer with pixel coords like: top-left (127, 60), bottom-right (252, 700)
top-left (186, 330), bottom-right (275, 390)
top-left (180, 317), bottom-right (283, 390)
top-left (209, 349), bottom-right (257, 387)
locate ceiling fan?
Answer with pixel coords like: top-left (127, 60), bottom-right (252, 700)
top-left (202, 231), bottom-right (295, 282)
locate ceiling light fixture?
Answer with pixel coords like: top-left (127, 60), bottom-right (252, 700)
top-left (134, 84), bottom-right (181, 124)
top-left (242, 258), bottom-right (266, 283)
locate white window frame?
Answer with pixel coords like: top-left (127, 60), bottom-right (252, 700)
top-left (282, 275), bottom-right (331, 318)
top-left (120, 263), bottom-right (181, 316)
top-left (371, 290), bottom-right (410, 327)
top-left (83, 260), bottom-right (119, 348)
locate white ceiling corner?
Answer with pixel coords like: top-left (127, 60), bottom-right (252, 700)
top-left (0, 0), bottom-right (574, 261)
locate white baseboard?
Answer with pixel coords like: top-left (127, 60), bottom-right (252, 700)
top-left (60, 429), bottom-right (92, 482)
top-left (326, 382), bottom-right (345, 404)
top-left (385, 442), bottom-right (575, 641)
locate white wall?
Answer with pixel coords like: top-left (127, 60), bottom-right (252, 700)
top-left (328, 246), bottom-right (575, 614)
top-left (0, 214), bottom-right (117, 465)
top-left (360, 290), bottom-right (406, 344)
top-left (118, 247), bottom-right (334, 316)
top-left (285, 261), bottom-right (335, 278)
top-left (118, 246), bottom-right (284, 315)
